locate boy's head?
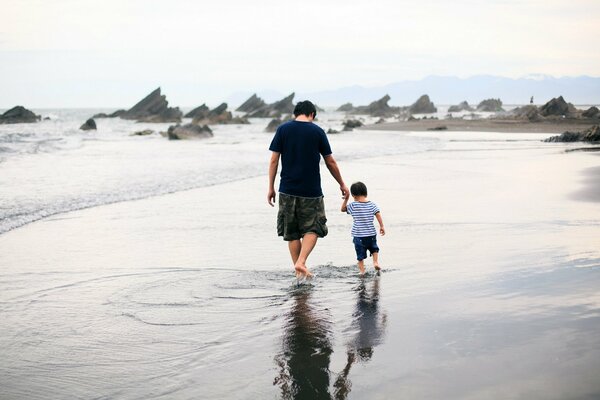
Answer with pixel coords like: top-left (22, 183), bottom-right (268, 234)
top-left (293, 100), bottom-right (317, 119)
top-left (350, 181), bottom-right (368, 197)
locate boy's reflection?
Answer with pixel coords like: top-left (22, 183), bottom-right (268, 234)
top-left (274, 287), bottom-right (333, 399)
top-left (334, 276), bottom-right (387, 400)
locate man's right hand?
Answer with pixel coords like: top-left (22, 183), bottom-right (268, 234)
top-left (268, 188), bottom-right (276, 207)
top-left (341, 185), bottom-right (350, 199)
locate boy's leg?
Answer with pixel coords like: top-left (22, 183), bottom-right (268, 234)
top-left (373, 252), bottom-right (381, 270)
top-left (294, 233), bottom-right (318, 277)
top-left (358, 259), bottom-right (365, 275)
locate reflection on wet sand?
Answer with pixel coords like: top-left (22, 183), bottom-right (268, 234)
top-left (274, 287), bottom-right (333, 399)
top-left (334, 275), bottom-right (387, 400)
top-left (274, 275), bottom-right (387, 400)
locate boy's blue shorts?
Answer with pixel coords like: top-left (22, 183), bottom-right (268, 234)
top-left (353, 236), bottom-right (379, 261)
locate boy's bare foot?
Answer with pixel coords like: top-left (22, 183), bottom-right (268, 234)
top-left (374, 263), bottom-right (381, 271)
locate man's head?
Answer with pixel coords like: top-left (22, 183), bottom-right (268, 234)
top-left (350, 181), bottom-right (368, 198)
top-left (293, 100), bottom-right (317, 120)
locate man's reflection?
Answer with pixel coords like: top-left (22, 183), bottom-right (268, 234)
top-left (274, 286), bottom-right (333, 399)
top-left (334, 276), bottom-right (387, 400)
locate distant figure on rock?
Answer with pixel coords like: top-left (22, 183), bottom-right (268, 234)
top-left (530, 96), bottom-right (534, 104)
top-left (267, 100), bottom-right (349, 279)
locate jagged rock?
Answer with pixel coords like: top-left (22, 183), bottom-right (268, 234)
top-left (582, 106), bottom-right (599, 119)
top-left (337, 103), bottom-right (354, 112)
top-left (343, 119), bottom-right (363, 131)
top-left (93, 109), bottom-right (125, 118)
top-left (120, 88), bottom-right (182, 123)
top-left (327, 128), bottom-right (340, 134)
top-left (477, 98), bottom-right (504, 112)
top-left (247, 93), bottom-right (295, 118)
top-left (543, 125), bottom-right (600, 143)
top-left (0, 106), bottom-right (41, 124)
top-left (265, 118), bottom-right (282, 133)
top-left (184, 104), bottom-right (209, 118)
top-left (509, 105), bottom-right (543, 122)
top-left (448, 101), bottom-right (474, 113)
top-left (427, 125), bottom-right (448, 131)
top-left (375, 118), bottom-right (386, 124)
top-left (80, 118), bottom-right (97, 131)
top-left (539, 96), bottom-right (577, 117)
top-left (409, 95), bottom-right (437, 114)
top-left (165, 123), bottom-right (213, 140)
top-left (352, 95), bottom-right (400, 117)
top-left (131, 129), bottom-right (154, 136)
top-left (236, 94), bottom-right (266, 113)
top-left (191, 103), bottom-right (250, 125)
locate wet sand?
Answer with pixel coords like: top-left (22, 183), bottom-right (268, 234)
top-left (365, 118), bottom-right (597, 133)
top-left (1, 130), bottom-right (599, 399)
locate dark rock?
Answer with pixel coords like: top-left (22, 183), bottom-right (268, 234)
top-left (247, 93), bottom-right (295, 118)
top-left (539, 96), bottom-right (577, 117)
top-left (427, 125), bottom-right (448, 131)
top-left (236, 94), bottom-right (266, 113)
top-left (121, 88), bottom-right (182, 123)
top-left (191, 103), bottom-right (250, 125)
top-left (477, 98), bottom-right (504, 112)
top-left (166, 123), bottom-right (213, 140)
top-left (343, 119), bottom-right (363, 131)
top-left (509, 105), bottom-right (543, 122)
top-left (337, 103), bottom-right (354, 112)
top-left (80, 118), bottom-right (97, 131)
top-left (0, 106), bottom-right (41, 124)
top-left (131, 129), bottom-right (154, 136)
top-left (184, 104), bottom-right (209, 118)
top-left (93, 109), bottom-right (126, 118)
top-left (375, 118), bottom-right (386, 124)
top-left (327, 128), bottom-right (340, 134)
top-left (582, 106), bottom-right (600, 119)
top-left (43, 116), bottom-right (51, 121)
top-left (408, 115), bottom-right (417, 121)
top-left (543, 125), bottom-right (600, 143)
top-left (265, 118), bottom-right (282, 133)
top-left (448, 101), bottom-right (474, 113)
top-left (352, 95), bottom-right (400, 117)
top-left (408, 94), bottom-right (437, 114)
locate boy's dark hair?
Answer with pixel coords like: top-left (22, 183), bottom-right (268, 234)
top-left (350, 181), bottom-right (368, 197)
top-left (293, 100), bottom-right (317, 118)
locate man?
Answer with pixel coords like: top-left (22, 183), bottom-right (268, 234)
top-left (268, 100), bottom-right (349, 278)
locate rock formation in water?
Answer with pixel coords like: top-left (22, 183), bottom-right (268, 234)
top-left (582, 106), bottom-right (600, 119)
top-left (80, 118), bottom-right (97, 131)
top-left (343, 119), bottom-right (363, 131)
top-left (191, 103), bottom-right (249, 125)
top-left (408, 95), bottom-right (437, 114)
top-left (247, 93), bottom-right (295, 118)
top-left (131, 129), bottom-right (154, 136)
top-left (539, 96), bottom-right (577, 117)
top-left (265, 118), bottom-right (282, 133)
top-left (120, 88), bottom-right (182, 123)
top-left (184, 104), bottom-right (209, 119)
top-left (236, 94), bottom-right (267, 113)
top-left (477, 98), bottom-right (504, 112)
top-left (507, 105), bottom-right (542, 122)
top-left (93, 109), bottom-right (126, 118)
top-left (165, 123), bottom-right (213, 140)
top-left (543, 125), bottom-right (600, 143)
top-left (350, 95), bottom-right (400, 117)
top-left (0, 106), bottom-right (41, 124)
top-left (337, 103), bottom-right (354, 112)
top-left (448, 101), bottom-right (474, 113)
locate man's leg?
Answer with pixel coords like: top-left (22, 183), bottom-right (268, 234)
top-left (294, 233), bottom-right (318, 277)
top-left (288, 240), bottom-right (301, 265)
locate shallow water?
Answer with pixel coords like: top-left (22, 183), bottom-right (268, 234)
top-left (1, 112), bottom-right (600, 399)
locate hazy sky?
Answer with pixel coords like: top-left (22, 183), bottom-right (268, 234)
top-left (1, 0), bottom-right (599, 107)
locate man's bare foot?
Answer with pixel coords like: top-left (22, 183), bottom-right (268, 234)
top-left (295, 264), bottom-right (313, 279)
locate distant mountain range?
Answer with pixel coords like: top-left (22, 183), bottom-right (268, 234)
top-left (228, 75), bottom-right (600, 108)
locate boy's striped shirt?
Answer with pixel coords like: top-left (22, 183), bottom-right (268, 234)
top-left (346, 201), bottom-right (380, 237)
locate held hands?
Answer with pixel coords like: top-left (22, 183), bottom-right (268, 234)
top-left (341, 185), bottom-right (350, 199)
top-left (267, 188), bottom-right (276, 207)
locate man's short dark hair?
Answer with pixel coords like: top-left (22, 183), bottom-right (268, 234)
top-left (350, 181), bottom-right (368, 197)
top-left (293, 100), bottom-right (317, 118)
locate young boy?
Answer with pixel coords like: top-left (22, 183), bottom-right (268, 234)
top-left (341, 181), bottom-right (385, 275)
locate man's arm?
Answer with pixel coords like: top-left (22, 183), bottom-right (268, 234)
top-left (323, 154), bottom-right (349, 198)
top-left (268, 151), bottom-right (280, 207)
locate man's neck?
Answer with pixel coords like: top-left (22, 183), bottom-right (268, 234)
top-left (295, 115), bottom-right (313, 122)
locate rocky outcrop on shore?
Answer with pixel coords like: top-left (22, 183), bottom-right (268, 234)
top-left (0, 106), bottom-right (41, 124)
top-left (448, 101), bottom-right (474, 113)
top-left (191, 103), bottom-right (249, 125)
top-left (165, 123), bottom-right (213, 140)
top-left (409, 95), bottom-right (437, 114)
top-left (265, 118), bottom-right (282, 133)
top-left (93, 109), bottom-right (125, 118)
top-left (582, 106), bottom-right (600, 119)
top-left (344, 95), bottom-right (400, 117)
top-left (543, 125), bottom-right (600, 143)
top-left (120, 88), bottom-right (182, 123)
top-left (80, 118), bottom-right (97, 131)
top-left (236, 94), bottom-right (266, 113)
top-left (184, 104), bottom-right (209, 119)
top-left (477, 99), bottom-right (504, 112)
top-left (247, 93), bottom-right (295, 118)
top-left (131, 129), bottom-right (154, 136)
top-left (343, 119), bottom-right (363, 131)
top-left (337, 103), bottom-right (354, 112)
top-left (508, 105), bottom-right (542, 122)
top-left (539, 96), bottom-right (577, 117)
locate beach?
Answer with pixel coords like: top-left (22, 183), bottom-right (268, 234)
top-left (1, 117), bottom-right (599, 399)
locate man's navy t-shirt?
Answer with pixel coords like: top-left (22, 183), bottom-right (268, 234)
top-left (269, 120), bottom-right (332, 198)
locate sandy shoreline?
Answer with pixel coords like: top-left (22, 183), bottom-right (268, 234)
top-left (364, 118), bottom-right (597, 133)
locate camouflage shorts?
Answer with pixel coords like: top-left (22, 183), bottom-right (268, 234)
top-left (277, 193), bottom-right (328, 241)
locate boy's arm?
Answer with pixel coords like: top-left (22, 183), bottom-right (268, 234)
top-left (375, 211), bottom-right (385, 235)
top-left (267, 151), bottom-right (280, 207)
top-left (341, 196), bottom-right (349, 212)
